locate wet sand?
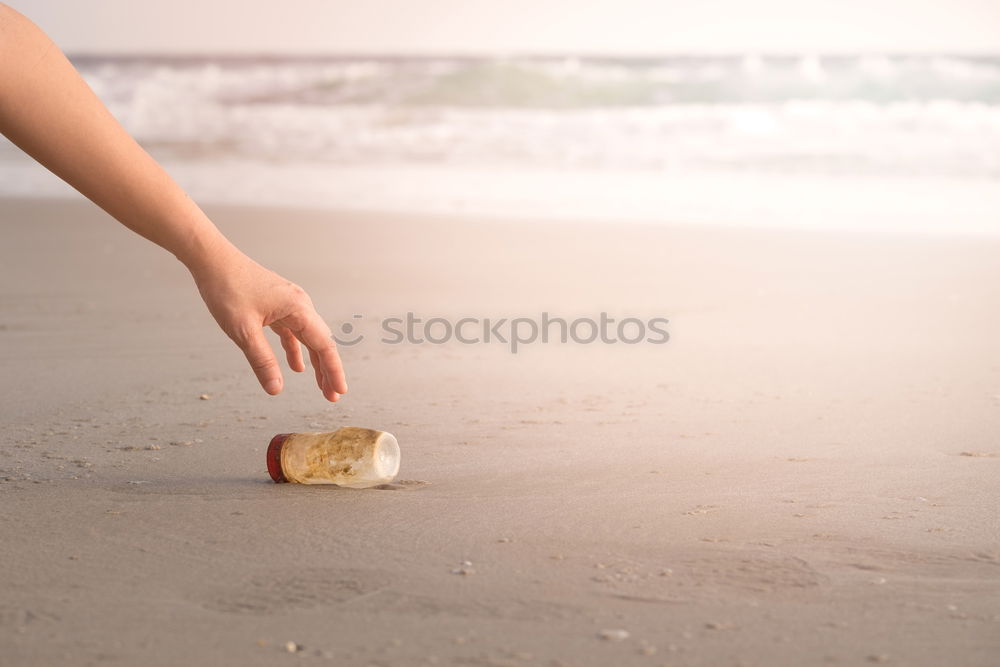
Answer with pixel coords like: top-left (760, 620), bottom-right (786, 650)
top-left (1, 196), bottom-right (998, 666)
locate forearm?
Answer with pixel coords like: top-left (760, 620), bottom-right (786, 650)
top-left (0, 4), bottom-right (347, 400)
top-left (0, 4), bottom-right (232, 272)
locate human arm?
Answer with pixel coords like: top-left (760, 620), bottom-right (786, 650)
top-left (0, 4), bottom-right (346, 400)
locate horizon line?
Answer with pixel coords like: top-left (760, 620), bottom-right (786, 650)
top-left (65, 50), bottom-right (1000, 61)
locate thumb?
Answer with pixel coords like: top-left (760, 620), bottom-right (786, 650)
top-left (237, 327), bottom-right (283, 395)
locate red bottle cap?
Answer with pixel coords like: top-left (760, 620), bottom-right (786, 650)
top-left (267, 433), bottom-right (291, 483)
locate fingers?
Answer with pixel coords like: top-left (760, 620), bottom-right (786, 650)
top-left (237, 327), bottom-right (283, 395)
top-left (238, 313), bottom-right (345, 401)
top-left (308, 346), bottom-right (326, 396)
top-left (272, 324), bottom-right (305, 372)
top-left (302, 318), bottom-right (348, 399)
top-left (281, 310), bottom-right (348, 401)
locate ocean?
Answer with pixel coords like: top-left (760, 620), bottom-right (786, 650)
top-left (2, 54), bottom-right (999, 234)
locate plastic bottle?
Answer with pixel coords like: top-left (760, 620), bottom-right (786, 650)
top-left (266, 427), bottom-right (400, 487)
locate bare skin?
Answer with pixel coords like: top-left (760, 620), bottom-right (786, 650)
top-left (0, 4), bottom-right (347, 401)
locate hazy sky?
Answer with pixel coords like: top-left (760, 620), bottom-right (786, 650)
top-left (10, 0), bottom-right (1000, 55)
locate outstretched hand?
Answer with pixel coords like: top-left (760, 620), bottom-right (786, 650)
top-left (190, 244), bottom-right (348, 402)
top-left (0, 5), bottom-right (347, 401)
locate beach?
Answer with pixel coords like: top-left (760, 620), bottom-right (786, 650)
top-left (1, 196), bottom-right (999, 666)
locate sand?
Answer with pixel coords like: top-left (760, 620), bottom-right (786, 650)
top-left (1, 196), bottom-right (998, 666)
